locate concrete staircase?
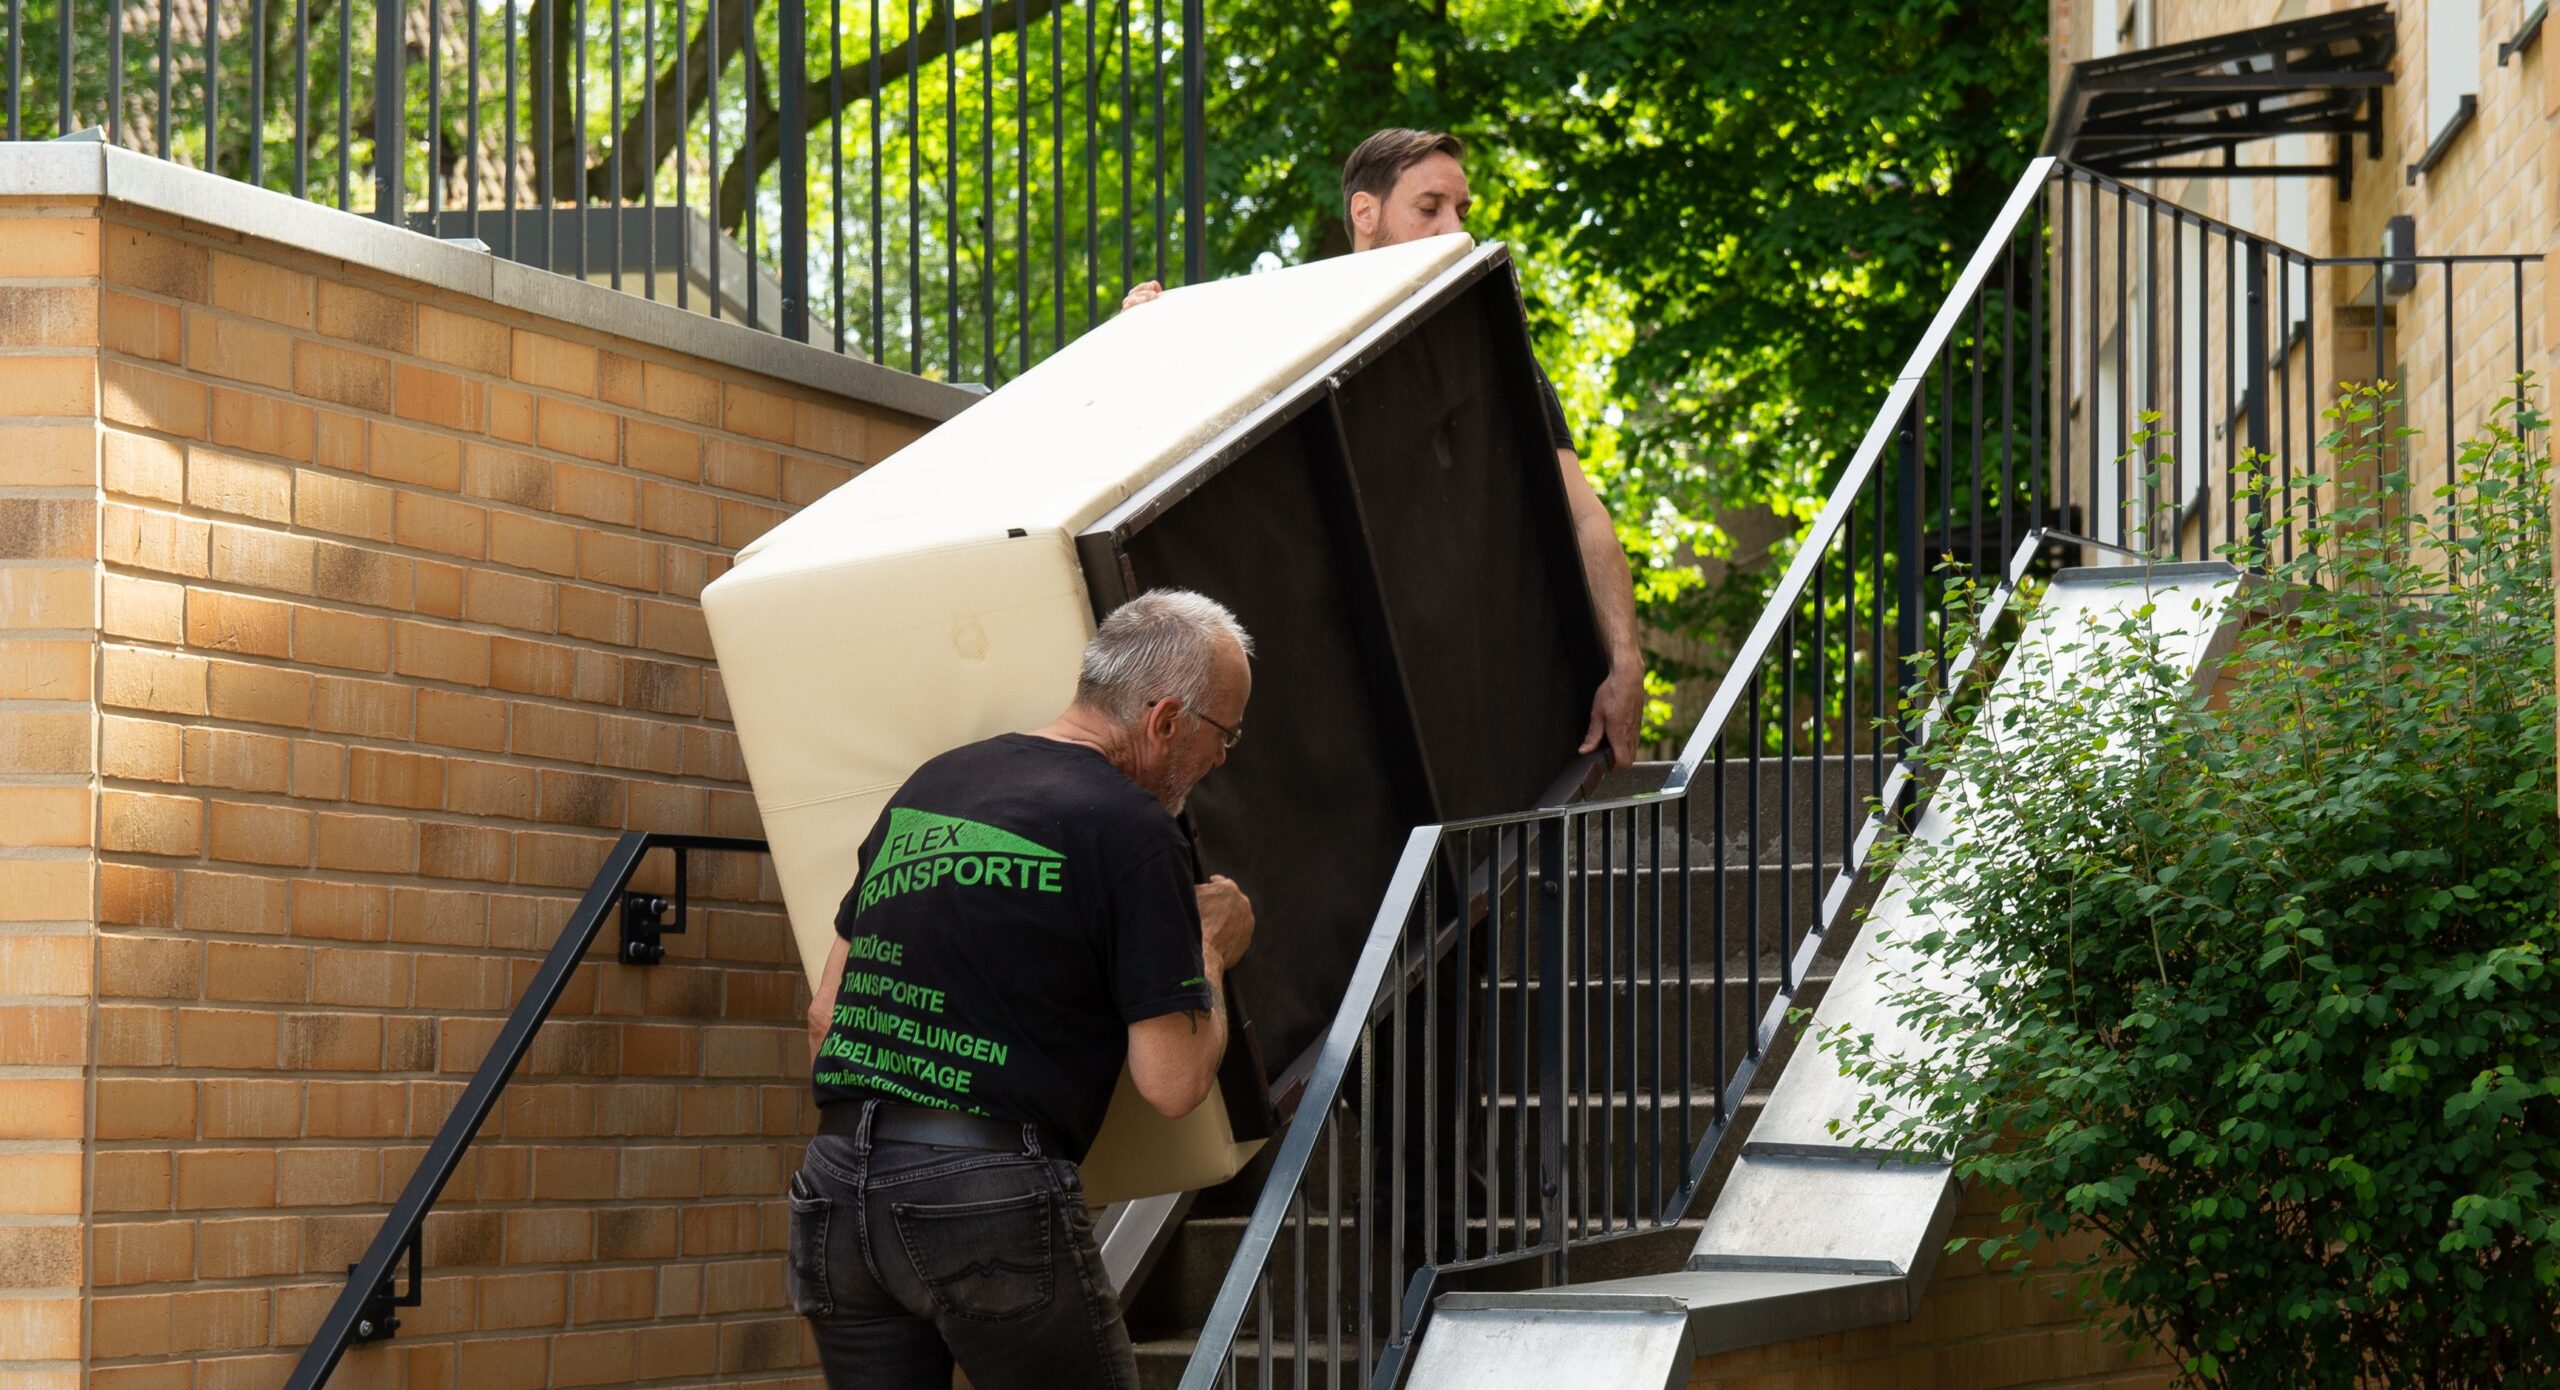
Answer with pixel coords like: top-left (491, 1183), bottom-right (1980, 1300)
top-left (1123, 754), bottom-right (1884, 1388)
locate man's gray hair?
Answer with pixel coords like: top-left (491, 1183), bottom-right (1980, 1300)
top-left (1075, 589), bottom-right (1254, 724)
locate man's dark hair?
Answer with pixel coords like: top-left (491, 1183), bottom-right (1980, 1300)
top-left (1340, 128), bottom-right (1465, 231)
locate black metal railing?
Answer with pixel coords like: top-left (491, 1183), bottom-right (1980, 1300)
top-left (281, 831), bottom-right (766, 1390)
top-left (1175, 157), bottom-right (2538, 1388)
top-left (4, 0), bottom-right (1204, 382)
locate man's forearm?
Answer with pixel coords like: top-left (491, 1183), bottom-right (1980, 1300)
top-left (1563, 447), bottom-right (1642, 666)
top-left (807, 935), bottom-right (850, 1064)
top-left (1189, 955), bottom-right (1229, 1064)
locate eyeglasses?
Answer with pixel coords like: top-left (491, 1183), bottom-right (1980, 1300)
top-left (1187, 707), bottom-right (1244, 752)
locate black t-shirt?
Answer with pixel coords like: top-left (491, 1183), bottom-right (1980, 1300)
top-left (1534, 365), bottom-right (1576, 456)
top-left (814, 733), bottom-right (1213, 1161)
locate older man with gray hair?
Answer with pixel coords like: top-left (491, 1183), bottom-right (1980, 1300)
top-left (790, 588), bottom-right (1257, 1389)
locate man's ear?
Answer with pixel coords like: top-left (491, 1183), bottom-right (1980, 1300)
top-left (1347, 192), bottom-right (1378, 246)
top-left (1146, 696), bottom-right (1184, 745)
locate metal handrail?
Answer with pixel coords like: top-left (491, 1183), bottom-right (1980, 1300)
top-left (1174, 156), bottom-right (2544, 1387)
top-left (283, 831), bottom-right (767, 1390)
top-left (1177, 157), bottom-right (2064, 1390)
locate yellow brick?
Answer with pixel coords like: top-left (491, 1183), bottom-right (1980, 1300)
top-left (622, 418), bottom-right (701, 481)
top-left (489, 384), bottom-right (535, 443)
top-left (394, 361), bottom-right (483, 432)
top-left (313, 540), bottom-right (414, 610)
top-left (101, 572), bottom-right (183, 643)
top-left (316, 280), bottom-right (416, 352)
top-left (0, 566), bottom-right (96, 629)
top-left (185, 587), bottom-right (292, 659)
top-left (293, 340), bottom-right (392, 412)
top-left (206, 657), bottom-right (313, 727)
top-left (0, 1079), bottom-right (85, 1138)
top-left (536, 398), bottom-right (620, 464)
top-left (102, 428), bottom-right (184, 503)
top-left (101, 361), bottom-right (208, 437)
top-left (103, 224), bottom-right (208, 301)
top-left (0, 356), bottom-right (96, 418)
top-left (209, 251), bottom-right (316, 328)
top-left (311, 673), bottom-right (414, 740)
top-left (393, 493), bottom-right (489, 560)
top-left (369, 419), bottom-right (464, 491)
top-left (183, 311), bottom-right (296, 391)
top-left (101, 288), bottom-right (182, 361)
top-left (182, 725), bottom-right (292, 794)
top-left (722, 382), bottom-right (796, 443)
top-left (638, 361), bottom-right (721, 425)
top-left (209, 387), bottom-right (316, 463)
top-left (0, 285), bottom-right (99, 348)
top-left (101, 645), bottom-right (208, 715)
top-left (98, 713), bottom-right (182, 783)
top-left (101, 502), bottom-right (209, 578)
top-left (0, 497), bottom-right (94, 563)
top-left (208, 800), bottom-right (312, 867)
top-left (294, 468), bottom-right (396, 543)
top-left (554, 461), bottom-right (637, 526)
top-left (100, 789), bottom-right (202, 857)
top-left (209, 522), bottom-right (316, 595)
top-left (489, 510), bottom-right (579, 578)
top-left (0, 422), bottom-right (95, 489)
top-left (793, 398), bottom-right (872, 461)
top-left (5, 216), bottom-right (103, 278)
top-left (0, 1294), bottom-right (82, 1359)
top-left (393, 621), bottom-right (491, 687)
top-left (0, 708), bottom-right (92, 775)
top-left (0, 934), bottom-right (94, 995)
top-left (0, 638), bottom-right (91, 700)
top-left (186, 444), bottom-right (295, 524)
top-left (467, 571), bottom-right (558, 636)
top-left (0, 1153), bottom-right (85, 1217)
top-left (418, 304), bottom-right (510, 374)
top-left (0, 786), bottom-right (90, 847)
top-left (512, 330), bottom-right (598, 394)
top-left (291, 603), bottom-right (392, 672)
top-left (704, 438), bottom-right (779, 496)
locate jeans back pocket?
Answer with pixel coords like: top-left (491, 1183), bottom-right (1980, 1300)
top-left (784, 1171), bottom-right (833, 1317)
top-left (890, 1190), bottom-right (1056, 1323)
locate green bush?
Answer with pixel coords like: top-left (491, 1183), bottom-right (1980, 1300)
top-left (1830, 387), bottom-right (2560, 1387)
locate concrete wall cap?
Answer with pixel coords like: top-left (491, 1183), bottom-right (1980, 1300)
top-left (0, 141), bottom-right (975, 424)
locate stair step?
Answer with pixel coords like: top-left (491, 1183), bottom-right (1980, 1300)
top-left (1128, 1091), bottom-right (1770, 1334)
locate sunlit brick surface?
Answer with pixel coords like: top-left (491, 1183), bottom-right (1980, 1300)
top-left (0, 194), bottom-right (931, 1389)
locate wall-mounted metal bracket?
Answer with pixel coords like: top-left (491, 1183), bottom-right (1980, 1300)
top-left (619, 845), bottom-right (694, 965)
top-left (348, 1235), bottom-right (421, 1342)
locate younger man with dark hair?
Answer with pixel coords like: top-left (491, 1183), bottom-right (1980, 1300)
top-left (1125, 128), bottom-right (1645, 768)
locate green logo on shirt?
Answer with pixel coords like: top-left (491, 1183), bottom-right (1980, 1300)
top-left (855, 807), bottom-right (1066, 912)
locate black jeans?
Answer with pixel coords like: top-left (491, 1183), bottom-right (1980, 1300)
top-left (787, 1104), bottom-right (1137, 1389)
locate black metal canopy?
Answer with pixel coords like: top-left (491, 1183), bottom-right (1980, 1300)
top-left (2044, 4), bottom-right (2396, 198)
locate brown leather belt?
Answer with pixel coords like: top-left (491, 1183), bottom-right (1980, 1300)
top-left (819, 1099), bottom-right (1061, 1156)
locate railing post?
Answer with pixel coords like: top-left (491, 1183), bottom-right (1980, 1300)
top-left (374, 0), bottom-right (404, 220)
top-left (2244, 239), bottom-right (2271, 546)
top-left (778, 0), bottom-right (809, 342)
top-left (1895, 410), bottom-right (1923, 745)
top-left (1180, 0), bottom-right (1206, 284)
top-left (1534, 813), bottom-right (1570, 1284)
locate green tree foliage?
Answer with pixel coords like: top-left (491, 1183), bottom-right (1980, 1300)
top-left (1831, 389), bottom-right (2560, 1386)
top-left (1198, 1), bottom-right (2048, 692)
top-left (20, 0), bottom-right (2043, 712)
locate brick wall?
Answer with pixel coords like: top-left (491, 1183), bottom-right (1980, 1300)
top-left (1686, 1186), bottom-right (2174, 1390)
top-left (0, 194), bottom-right (933, 1389)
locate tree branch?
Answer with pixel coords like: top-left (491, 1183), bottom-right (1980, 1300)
top-left (587, 0), bottom-right (764, 205)
top-left (704, 0), bottom-right (1067, 234)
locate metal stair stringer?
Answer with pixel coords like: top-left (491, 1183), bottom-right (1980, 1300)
top-left (1402, 559), bottom-right (2250, 1390)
